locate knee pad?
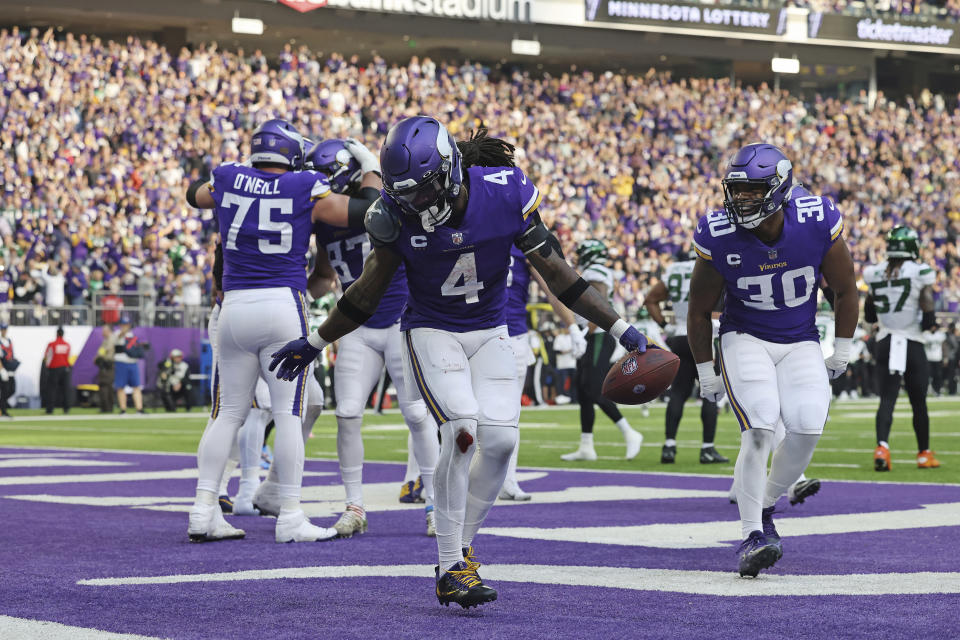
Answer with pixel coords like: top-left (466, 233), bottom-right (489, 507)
top-left (399, 398), bottom-right (429, 427)
top-left (477, 424), bottom-right (517, 460)
top-left (334, 399), bottom-right (365, 420)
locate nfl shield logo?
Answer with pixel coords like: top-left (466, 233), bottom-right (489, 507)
top-left (451, 232), bottom-right (463, 245)
top-left (622, 356), bottom-right (639, 376)
top-left (768, 249), bottom-right (778, 260)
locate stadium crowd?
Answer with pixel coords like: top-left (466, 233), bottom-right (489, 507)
top-left (774, 0), bottom-right (960, 22)
top-left (1, 26), bottom-right (959, 325)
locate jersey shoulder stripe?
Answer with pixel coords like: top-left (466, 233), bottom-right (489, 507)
top-left (829, 216), bottom-right (844, 241)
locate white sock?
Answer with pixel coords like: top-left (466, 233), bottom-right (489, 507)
top-left (879, 441), bottom-right (890, 449)
top-left (701, 442), bottom-right (713, 449)
top-left (219, 457), bottom-right (238, 496)
top-left (580, 432), bottom-right (595, 449)
top-left (764, 432), bottom-right (820, 508)
top-left (408, 414), bottom-right (439, 507)
top-left (664, 439), bottom-right (677, 447)
top-left (336, 416), bottom-right (364, 507)
top-left (735, 428), bottom-right (774, 539)
top-left (272, 413), bottom-right (306, 512)
top-left (405, 432), bottom-right (420, 482)
top-left (615, 417), bottom-right (632, 436)
top-left (196, 489), bottom-right (217, 506)
top-left (435, 419), bottom-right (477, 572)
top-left (237, 466), bottom-right (260, 500)
top-left (302, 404), bottom-right (323, 442)
top-left (239, 409), bottom-right (269, 473)
top-left (196, 412), bottom-right (244, 495)
top-left (503, 434), bottom-right (520, 490)
top-left (463, 425), bottom-right (517, 547)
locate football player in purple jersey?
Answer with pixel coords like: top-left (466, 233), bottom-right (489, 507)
top-left (688, 143), bottom-right (858, 577)
top-left (184, 120), bottom-right (382, 544)
top-left (270, 118), bottom-right (647, 608)
top-left (306, 138), bottom-right (440, 539)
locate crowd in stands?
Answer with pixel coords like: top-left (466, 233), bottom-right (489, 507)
top-left (748, 0), bottom-right (960, 22)
top-left (1, 26), bottom-right (959, 326)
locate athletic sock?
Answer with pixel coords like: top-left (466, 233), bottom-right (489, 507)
top-left (580, 432), bottom-right (595, 449)
top-left (272, 414), bottom-right (306, 511)
top-left (735, 428), bottom-right (774, 539)
top-left (878, 440), bottom-right (890, 449)
top-left (764, 432), bottom-right (820, 509)
top-left (336, 416), bottom-right (365, 507)
top-left (701, 442), bottom-right (713, 449)
top-left (664, 438), bottom-right (677, 448)
top-left (435, 419), bottom-right (477, 572)
top-left (408, 414), bottom-right (439, 506)
top-left (503, 436), bottom-right (521, 490)
top-left (404, 432), bottom-right (420, 482)
top-left (462, 425), bottom-right (518, 547)
top-left (615, 417), bottom-right (632, 437)
top-left (219, 457), bottom-right (238, 495)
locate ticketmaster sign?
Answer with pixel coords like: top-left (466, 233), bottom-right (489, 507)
top-left (585, 0), bottom-right (783, 34)
top-left (809, 13), bottom-right (958, 49)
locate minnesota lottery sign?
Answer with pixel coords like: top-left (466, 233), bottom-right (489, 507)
top-left (585, 0), bottom-right (784, 35)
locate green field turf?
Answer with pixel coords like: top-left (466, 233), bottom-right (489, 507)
top-left (1, 397), bottom-right (958, 484)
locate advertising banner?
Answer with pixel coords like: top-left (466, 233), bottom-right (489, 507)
top-left (585, 0), bottom-right (785, 35)
top-left (280, 0), bottom-right (533, 22)
top-left (809, 12), bottom-right (959, 49)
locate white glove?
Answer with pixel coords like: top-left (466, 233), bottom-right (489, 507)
top-left (696, 361), bottom-right (726, 403)
top-left (569, 324), bottom-right (587, 359)
top-left (343, 138), bottom-right (380, 175)
top-left (824, 337), bottom-right (852, 380)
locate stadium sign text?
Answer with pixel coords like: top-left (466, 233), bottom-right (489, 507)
top-left (281, 0), bottom-right (532, 22)
top-left (585, 0), bottom-right (781, 34)
top-left (809, 13), bottom-right (959, 49)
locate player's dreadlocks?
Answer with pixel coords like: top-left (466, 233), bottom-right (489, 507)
top-left (457, 127), bottom-right (516, 168)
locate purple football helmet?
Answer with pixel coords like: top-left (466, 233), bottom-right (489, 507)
top-left (249, 119), bottom-right (305, 170)
top-left (380, 116), bottom-right (462, 232)
top-left (304, 139), bottom-right (362, 194)
top-left (722, 143), bottom-right (793, 229)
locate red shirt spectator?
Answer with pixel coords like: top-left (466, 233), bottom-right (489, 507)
top-left (102, 294), bottom-right (124, 325)
top-left (45, 332), bottom-right (71, 369)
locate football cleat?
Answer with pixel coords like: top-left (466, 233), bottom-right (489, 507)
top-left (700, 446), bottom-right (730, 464)
top-left (874, 445), bottom-right (891, 472)
top-left (917, 450), bottom-right (941, 469)
top-left (498, 484), bottom-right (532, 501)
top-left (788, 478), bottom-right (821, 505)
top-left (737, 530), bottom-right (780, 578)
top-left (625, 429), bottom-right (643, 460)
top-left (660, 444), bottom-right (677, 464)
top-left (231, 495), bottom-right (261, 516)
top-left (435, 562), bottom-right (497, 609)
top-left (761, 506), bottom-right (783, 558)
top-left (218, 494), bottom-right (234, 514)
top-left (275, 510), bottom-right (338, 543)
top-left (252, 481), bottom-right (281, 517)
top-left (333, 504), bottom-right (368, 538)
top-left (561, 446), bottom-right (598, 461)
top-left (188, 503), bottom-right (245, 542)
top-left (425, 505), bottom-right (436, 537)
top-left (399, 476), bottom-right (425, 503)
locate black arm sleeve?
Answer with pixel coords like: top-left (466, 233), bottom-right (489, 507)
top-left (864, 296), bottom-right (877, 323)
top-left (922, 310), bottom-right (936, 331)
top-left (213, 243), bottom-right (224, 292)
top-left (348, 187), bottom-right (381, 230)
top-left (186, 179), bottom-right (206, 208)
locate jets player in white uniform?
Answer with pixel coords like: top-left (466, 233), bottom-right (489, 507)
top-left (562, 240), bottom-right (643, 461)
top-left (863, 225), bottom-right (940, 471)
top-left (185, 120), bottom-right (382, 543)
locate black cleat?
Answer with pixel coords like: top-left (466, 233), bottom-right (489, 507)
top-left (700, 446), bottom-right (730, 464)
top-left (435, 562), bottom-right (497, 609)
top-left (761, 506), bottom-right (783, 559)
top-left (737, 530), bottom-right (780, 578)
top-left (661, 445), bottom-right (677, 464)
top-left (788, 478), bottom-right (821, 505)
top-left (218, 495), bottom-right (233, 514)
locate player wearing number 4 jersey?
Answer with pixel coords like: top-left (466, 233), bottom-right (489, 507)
top-left (688, 143), bottom-right (858, 578)
top-left (185, 120), bottom-right (382, 544)
top-left (270, 119), bottom-right (647, 609)
top-left (863, 226), bottom-right (939, 471)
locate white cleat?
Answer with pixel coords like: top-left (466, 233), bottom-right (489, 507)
top-left (333, 504), bottom-right (368, 538)
top-left (561, 446), bottom-right (598, 461)
top-left (188, 503), bottom-right (245, 542)
top-left (498, 484), bottom-right (532, 501)
top-left (232, 495), bottom-right (261, 516)
top-left (252, 481), bottom-right (281, 517)
top-left (625, 429), bottom-right (643, 460)
top-left (275, 510), bottom-right (338, 543)
top-left (425, 507), bottom-right (436, 537)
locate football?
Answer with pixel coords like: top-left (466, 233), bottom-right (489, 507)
top-left (601, 348), bottom-right (681, 405)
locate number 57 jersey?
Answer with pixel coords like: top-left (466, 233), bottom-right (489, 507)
top-left (692, 189), bottom-right (844, 344)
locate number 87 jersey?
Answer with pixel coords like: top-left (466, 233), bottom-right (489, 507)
top-left (692, 188), bottom-right (844, 344)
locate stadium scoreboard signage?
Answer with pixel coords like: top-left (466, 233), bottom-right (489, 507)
top-left (809, 13), bottom-right (959, 49)
top-left (585, 0), bottom-right (783, 34)
top-left (280, 0), bottom-right (532, 22)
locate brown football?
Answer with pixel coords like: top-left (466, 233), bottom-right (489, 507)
top-left (601, 348), bottom-right (681, 405)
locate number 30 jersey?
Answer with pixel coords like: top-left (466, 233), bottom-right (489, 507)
top-left (692, 189), bottom-right (843, 344)
top-left (382, 165), bottom-right (542, 332)
top-left (208, 162), bottom-right (330, 293)
top-left (862, 260), bottom-right (934, 342)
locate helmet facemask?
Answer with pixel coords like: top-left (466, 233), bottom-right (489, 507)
top-left (722, 156), bottom-right (793, 229)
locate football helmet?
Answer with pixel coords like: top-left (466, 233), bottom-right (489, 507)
top-left (575, 239), bottom-right (608, 268)
top-left (250, 119), bottom-right (305, 170)
top-left (885, 225), bottom-right (920, 260)
top-left (722, 143), bottom-right (793, 229)
top-left (380, 116), bottom-right (463, 232)
top-left (304, 139), bottom-right (362, 194)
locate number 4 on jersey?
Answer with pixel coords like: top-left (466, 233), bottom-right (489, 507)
top-left (442, 253), bottom-right (484, 304)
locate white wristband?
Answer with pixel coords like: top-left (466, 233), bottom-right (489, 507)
top-left (609, 318), bottom-right (630, 341)
top-left (306, 331), bottom-right (330, 350)
top-left (568, 324), bottom-right (581, 335)
top-left (696, 361), bottom-right (716, 381)
top-left (832, 337), bottom-right (852, 361)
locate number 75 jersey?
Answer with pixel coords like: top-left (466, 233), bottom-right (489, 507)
top-left (692, 190), bottom-right (844, 344)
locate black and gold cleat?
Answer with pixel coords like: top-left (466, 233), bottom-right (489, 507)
top-left (218, 494), bottom-right (234, 514)
top-left (435, 561), bottom-right (497, 609)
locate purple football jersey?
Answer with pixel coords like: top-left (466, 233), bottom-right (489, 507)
top-left (692, 189), bottom-right (843, 344)
top-left (313, 223), bottom-right (409, 329)
top-left (209, 163), bottom-right (330, 293)
top-left (383, 165), bottom-right (542, 332)
top-left (506, 245), bottom-right (531, 337)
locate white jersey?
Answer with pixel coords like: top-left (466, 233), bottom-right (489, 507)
top-left (634, 319), bottom-right (665, 349)
top-left (863, 260), bottom-right (935, 342)
top-left (815, 313), bottom-right (835, 358)
top-left (663, 260), bottom-right (694, 334)
top-left (576, 262), bottom-right (614, 334)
